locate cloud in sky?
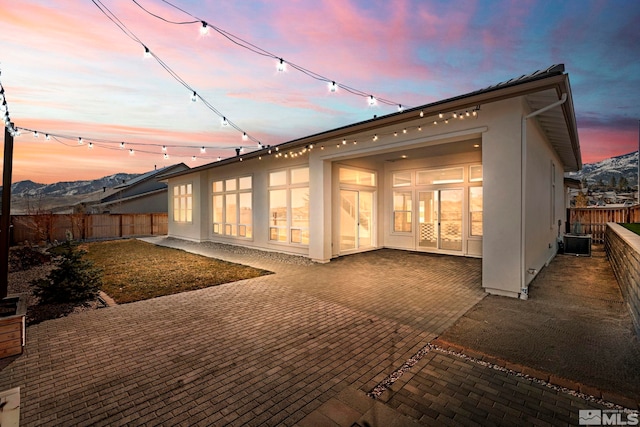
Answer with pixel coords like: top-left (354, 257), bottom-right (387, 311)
top-left (1, 0), bottom-right (639, 183)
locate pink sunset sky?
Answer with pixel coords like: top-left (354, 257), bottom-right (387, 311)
top-left (1, 0), bottom-right (639, 183)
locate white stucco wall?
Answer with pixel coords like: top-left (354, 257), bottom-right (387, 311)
top-left (482, 98), bottom-right (525, 297)
top-left (167, 171), bottom-right (208, 242)
top-left (523, 106), bottom-right (566, 286)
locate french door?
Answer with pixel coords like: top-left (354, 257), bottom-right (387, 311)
top-left (339, 190), bottom-right (374, 252)
top-left (417, 189), bottom-right (462, 251)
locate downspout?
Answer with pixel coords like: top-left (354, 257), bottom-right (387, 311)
top-left (520, 93), bottom-right (567, 300)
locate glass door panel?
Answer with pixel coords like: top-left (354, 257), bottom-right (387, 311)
top-left (358, 191), bottom-right (373, 248)
top-left (439, 189), bottom-right (462, 251)
top-left (340, 190), bottom-right (357, 251)
top-left (418, 191), bottom-right (438, 248)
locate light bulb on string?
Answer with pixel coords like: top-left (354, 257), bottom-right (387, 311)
top-left (88, 142), bottom-right (94, 149)
top-left (129, 149), bottom-right (135, 155)
top-left (420, 110), bottom-right (424, 117)
top-left (120, 142), bottom-right (125, 149)
top-left (200, 21), bottom-right (209, 35)
top-left (453, 112), bottom-right (457, 118)
top-left (398, 104), bottom-right (403, 112)
top-left (239, 147), bottom-right (245, 153)
top-left (221, 117), bottom-right (228, 126)
top-left (216, 156), bottom-right (221, 162)
top-left (368, 95), bottom-right (376, 106)
top-left (162, 145), bottom-right (167, 152)
top-left (342, 139), bottom-right (346, 145)
top-left (439, 113), bottom-right (443, 119)
top-left (277, 58), bottom-right (285, 72)
top-left (403, 128), bottom-right (407, 134)
top-left (329, 81), bottom-right (337, 92)
top-left (78, 137), bottom-right (83, 145)
top-left (191, 91), bottom-right (197, 102)
top-left (201, 146), bottom-right (206, 153)
top-left (163, 153), bottom-right (169, 160)
top-left (45, 134), bottom-right (50, 141)
top-left (191, 156), bottom-right (197, 161)
top-left (242, 132), bottom-right (248, 141)
top-left (143, 46), bottom-right (151, 59)
top-left (33, 131), bottom-right (38, 138)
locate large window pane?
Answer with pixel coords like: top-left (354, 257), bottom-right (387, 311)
top-left (291, 167), bottom-right (309, 185)
top-left (225, 194), bottom-right (237, 236)
top-left (470, 187), bottom-right (483, 236)
top-left (239, 176), bottom-right (252, 190)
top-left (393, 172), bottom-right (411, 187)
top-left (239, 192), bottom-right (252, 238)
top-left (225, 179), bottom-right (236, 192)
top-left (291, 188), bottom-right (309, 228)
top-left (213, 181), bottom-right (223, 192)
top-left (417, 167), bottom-right (463, 185)
top-left (339, 168), bottom-right (375, 186)
top-left (270, 170), bottom-right (287, 187)
top-left (269, 190), bottom-right (287, 226)
top-left (393, 191), bottom-right (412, 232)
top-left (469, 165), bottom-right (483, 182)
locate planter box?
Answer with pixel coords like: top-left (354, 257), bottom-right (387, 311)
top-left (0, 294), bottom-right (27, 358)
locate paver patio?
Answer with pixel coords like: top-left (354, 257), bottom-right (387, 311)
top-left (0, 238), bottom-right (626, 426)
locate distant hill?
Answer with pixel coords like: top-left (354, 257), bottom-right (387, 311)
top-left (0, 172), bottom-right (141, 213)
top-left (569, 151), bottom-right (638, 188)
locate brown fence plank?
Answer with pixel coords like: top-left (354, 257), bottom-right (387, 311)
top-left (9, 213), bottom-right (168, 245)
top-left (568, 207), bottom-right (638, 244)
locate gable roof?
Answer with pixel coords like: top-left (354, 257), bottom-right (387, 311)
top-left (163, 64), bottom-right (581, 179)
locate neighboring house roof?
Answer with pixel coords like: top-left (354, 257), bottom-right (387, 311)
top-left (77, 163), bottom-right (188, 208)
top-left (162, 64), bottom-right (580, 180)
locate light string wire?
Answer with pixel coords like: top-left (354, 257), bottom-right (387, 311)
top-left (90, 0), bottom-right (263, 150)
top-left (137, 0), bottom-right (408, 108)
top-left (0, 68), bottom-right (19, 136)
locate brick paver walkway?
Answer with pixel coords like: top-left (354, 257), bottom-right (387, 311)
top-left (0, 238), bottom-right (622, 425)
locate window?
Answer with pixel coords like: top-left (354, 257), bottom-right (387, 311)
top-left (212, 176), bottom-right (252, 238)
top-left (393, 191), bottom-right (412, 232)
top-left (269, 167), bottom-right (309, 245)
top-left (392, 171), bottom-right (411, 187)
top-left (173, 183), bottom-right (193, 223)
top-left (469, 165), bottom-right (483, 182)
top-left (417, 167), bottom-right (464, 185)
top-left (339, 168), bottom-right (375, 186)
top-left (469, 187), bottom-right (483, 236)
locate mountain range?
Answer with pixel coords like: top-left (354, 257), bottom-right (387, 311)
top-left (569, 151), bottom-right (638, 188)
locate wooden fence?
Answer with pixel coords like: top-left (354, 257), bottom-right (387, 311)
top-left (568, 206), bottom-right (640, 243)
top-left (9, 213), bottom-right (168, 245)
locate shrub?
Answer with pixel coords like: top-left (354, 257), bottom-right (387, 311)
top-left (31, 241), bottom-right (102, 304)
top-left (9, 246), bottom-right (51, 272)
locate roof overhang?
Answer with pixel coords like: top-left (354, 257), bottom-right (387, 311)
top-left (162, 65), bottom-right (581, 180)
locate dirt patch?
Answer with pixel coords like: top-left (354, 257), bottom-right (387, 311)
top-left (438, 246), bottom-right (640, 402)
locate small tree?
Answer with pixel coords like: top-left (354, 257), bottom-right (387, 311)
top-left (31, 241), bottom-right (102, 304)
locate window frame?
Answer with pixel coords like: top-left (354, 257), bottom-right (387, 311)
top-left (268, 167), bottom-right (310, 245)
top-left (173, 183), bottom-right (193, 223)
top-left (211, 175), bottom-right (253, 239)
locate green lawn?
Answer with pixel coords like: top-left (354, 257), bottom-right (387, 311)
top-left (81, 239), bottom-right (272, 304)
top-left (622, 223), bottom-right (640, 236)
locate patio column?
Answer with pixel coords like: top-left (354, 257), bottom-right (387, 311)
top-left (308, 155), bottom-right (331, 262)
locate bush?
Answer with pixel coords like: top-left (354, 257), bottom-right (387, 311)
top-left (31, 241), bottom-right (102, 304)
top-left (9, 246), bottom-right (51, 272)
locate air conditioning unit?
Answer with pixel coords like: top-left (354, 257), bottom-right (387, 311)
top-left (563, 234), bottom-right (591, 256)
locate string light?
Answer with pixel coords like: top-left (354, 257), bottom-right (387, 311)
top-left (45, 134), bottom-right (50, 141)
top-left (329, 81), bottom-right (337, 92)
top-left (201, 146), bottom-right (206, 153)
top-left (192, 156), bottom-right (197, 161)
top-left (33, 131), bottom-right (39, 138)
top-left (420, 110), bottom-right (424, 117)
top-left (120, 142), bottom-right (125, 149)
top-left (88, 142), bottom-right (94, 149)
top-left (368, 95), bottom-right (376, 106)
top-left (162, 145), bottom-right (167, 152)
top-left (242, 132), bottom-right (248, 141)
top-left (132, 0), bottom-right (408, 109)
top-left (78, 137), bottom-right (83, 145)
top-left (200, 21), bottom-right (209, 35)
top-left (221, 117), bottom-right (228, 126)
top-left (191, 91), bottom-right (197, 102)
top-left (398, 104), bottom-right (403, 112)
top-left (143, 46), bottom-right (151, 59)
top-left (129, 149), bottom-right (135, 155)
top-left (163, 153), bottom-right (169, 159)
